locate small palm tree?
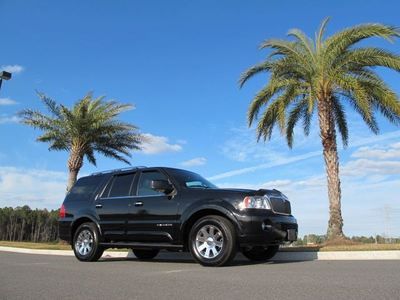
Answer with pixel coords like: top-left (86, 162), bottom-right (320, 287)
top-left (20, 92), bottom-right (142, 191)
top-left (239, 18), bottom-right (400, 240)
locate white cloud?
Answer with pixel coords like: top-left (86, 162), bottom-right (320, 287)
top-left (350, 131), bottom-right (400, 147)
top-left (0, 115), bottom-right (20, 124)
top-left (212, 130), bottom-right (400, 181)
top-left (352, 143), bottom-right (400, 160)
top-left (342, 142), bottom-right (400, 177)
top-left (209, 150), bottom-right (321, 181)
top-left (176, 139), bottom-right (187, 145)
top-left (342, 159), bottom-right (400, 177)
top-left (0, 64), bottom-right (24, 74)
top-left (180, 157), bottom-right (207, 167)
top-left (140, 133), bottom-right (182, 154)
top-left (0, 167), bottom-right (67, 209)
top-left (221, 127), bottom-right (291, 163)
top-left (0, 98), bottom-right (18, 105)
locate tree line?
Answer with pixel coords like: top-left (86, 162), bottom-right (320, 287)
top-left (0, 206), bottom-right (59, 242)
top-left (294, 234), bottom-right (400, 245)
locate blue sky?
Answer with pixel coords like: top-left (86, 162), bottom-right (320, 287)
top-left (1, 0), bottom-right (400, 237)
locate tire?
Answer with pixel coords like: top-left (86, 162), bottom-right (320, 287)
top-left (73, 222), bottom-right (104, 262)
top-left (189, 215), bottom-right (237, 267)
top-left (132, 249), bottom-right (160, 260)
top-left (242, 245), bottom-right (279, 261)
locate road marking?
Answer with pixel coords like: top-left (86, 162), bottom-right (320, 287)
top-left (162, 269), bottom-right (184, 274)
top-left (155, 268), bottom-right (201, 275)
top-left (5, 262), bottom-right (50, 266)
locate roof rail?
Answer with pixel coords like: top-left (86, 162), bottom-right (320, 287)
top-left (91, 166), bottom-right (147, 176)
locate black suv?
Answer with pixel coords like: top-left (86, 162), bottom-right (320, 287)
top-left (59, 167), bottom-right (297, 266)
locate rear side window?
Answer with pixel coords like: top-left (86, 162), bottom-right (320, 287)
top-left (69, 175), bottom-right (103, 198)
top-left (102, 173), bottom-right (136, 198)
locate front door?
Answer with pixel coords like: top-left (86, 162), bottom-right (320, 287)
top-left (127, 170), bottom-right (179, 242)
top-left (96, 172), bottom-right (136, 241)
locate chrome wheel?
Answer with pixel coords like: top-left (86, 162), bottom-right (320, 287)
top-left (75, 229), bottom-right (93, 256)
top-left (195, 225), bottom-right (223, 259)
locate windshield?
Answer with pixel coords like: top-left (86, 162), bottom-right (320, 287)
top-left (168, 169), bottom-right (218, 189)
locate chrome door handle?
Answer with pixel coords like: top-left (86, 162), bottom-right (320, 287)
top-left (134, 201), bottom-right (143, 207)
top-left (95, 204), bottom-right (103, 209)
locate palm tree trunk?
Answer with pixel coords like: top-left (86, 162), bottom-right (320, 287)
top-left (318, 96), bottom-right (345, 240)
top-left (67, 149), bottom-right (84, 192)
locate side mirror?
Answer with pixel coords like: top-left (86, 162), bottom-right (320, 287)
top-left (151, 180), bottom-right (174, 194)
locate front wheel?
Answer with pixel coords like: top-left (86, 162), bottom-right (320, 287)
top-left (132, 249), bottom-right (160, 260)
top-left (189, 215), bottom-right (237, 267)
top-left (242, 245), bottom-right (279, 261)
top-left (73, 222), bottom-right (104, 262)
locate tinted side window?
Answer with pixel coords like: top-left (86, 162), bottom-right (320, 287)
top-left (69, 175), bottom-right (104, 198)
top-left (104, 173), bottom-right (136, 198)
top-left (138, 171), bottom-right (169, 196)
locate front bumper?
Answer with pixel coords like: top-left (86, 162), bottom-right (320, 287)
top-left (237, 210), bottom-right (298, 247)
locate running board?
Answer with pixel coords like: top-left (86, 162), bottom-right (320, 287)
top-left (100, 242), bottom-right (184, 250)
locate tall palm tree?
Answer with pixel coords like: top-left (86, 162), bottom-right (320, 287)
top-left (239, 18), bottom-right (400, 240)
top-left (20, 92), bottom-right (142, 191)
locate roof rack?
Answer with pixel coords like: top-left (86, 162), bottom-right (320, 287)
top-left (91, 166), bottom-right (147, 176)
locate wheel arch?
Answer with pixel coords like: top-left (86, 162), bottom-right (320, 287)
top-left (181, 206), bottom-right (240, 248)
top-left (70, 215), bottom-right (101, 244)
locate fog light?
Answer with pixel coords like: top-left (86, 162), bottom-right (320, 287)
top-left (262, 220), bottom-right (273, 230)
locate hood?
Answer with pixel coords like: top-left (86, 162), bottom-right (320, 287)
top-left (217, 188), bottom-right (283, 196)
top-left (197, 187), bottom-right (285, 198)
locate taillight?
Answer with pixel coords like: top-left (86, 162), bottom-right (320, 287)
top-left (59, 204), bottom-right (66, 218)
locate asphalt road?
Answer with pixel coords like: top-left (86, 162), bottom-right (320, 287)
top-left (1, 251), bottom-right (399, 300)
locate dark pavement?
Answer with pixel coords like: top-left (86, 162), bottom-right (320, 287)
top-left (0, 251), bottom-right (399, 300)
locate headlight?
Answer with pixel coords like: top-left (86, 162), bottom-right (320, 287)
top-left (238, 195), bottom-right (271, 210)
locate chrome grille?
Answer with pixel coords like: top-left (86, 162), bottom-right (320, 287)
top-left (268, 197), bottom-right (291, 215)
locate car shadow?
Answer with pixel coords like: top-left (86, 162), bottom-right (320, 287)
top-left (98, 251), bottom-right (307, 266)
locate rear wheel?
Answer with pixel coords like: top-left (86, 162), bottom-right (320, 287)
top-left (242, 245), bottom-right (279, 261)
top-left (132, 249), bottom-right (160, 260)
top-left (73, 222), bottom-right (104, 262)
top-left (189, 215), bottom-right (237, 267)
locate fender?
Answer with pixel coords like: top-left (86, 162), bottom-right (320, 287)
top-left (70, 211), bottom-right (102, 237)
top-left (179, 199), bottom-right (242, 240)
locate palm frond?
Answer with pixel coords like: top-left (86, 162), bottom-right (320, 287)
top-left (331, 96), bottom-right (349, 147)
top-left (20, 92), bottom-right (142, 168)
top-left (239, 61), bottom-right (273, 87)
top-left (316, 17), bottom-right (330, 52)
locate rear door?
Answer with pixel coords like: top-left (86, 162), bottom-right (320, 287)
top-left (127, 169), bottom-right (179, 242)
top-left (95, 172), bottom-right (137, 241)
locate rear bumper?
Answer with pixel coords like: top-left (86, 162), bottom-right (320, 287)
top-left (237, 212), bottom-right (298, 247)
top-left (58, 219), bottom-right (72, 244)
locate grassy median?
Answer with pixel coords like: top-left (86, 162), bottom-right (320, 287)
top-left (0, 241), bottom-right (71, 250)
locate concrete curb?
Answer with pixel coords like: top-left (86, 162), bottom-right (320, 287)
top-left (274, 250), bottom-right (400, 261)
top-left (0, 246), bottom-right (128, 258)
top-left (1, 246), bottom-right (399, 260)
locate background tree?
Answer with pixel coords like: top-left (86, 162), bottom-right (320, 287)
top-left (239, 19), bottom-right (400, 240)
top-left (20, 92), bottom-right (142, 191)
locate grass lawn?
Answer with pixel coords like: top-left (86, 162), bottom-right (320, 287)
top-left (0, 241), bottom-right (71, 250)
top-left (1, 241), bottom-right (399, 252)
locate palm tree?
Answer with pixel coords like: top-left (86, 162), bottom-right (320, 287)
top-left (239, 18), bottom-right (400, 240)
top-left (20, 92), bottom-right (142, 191)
